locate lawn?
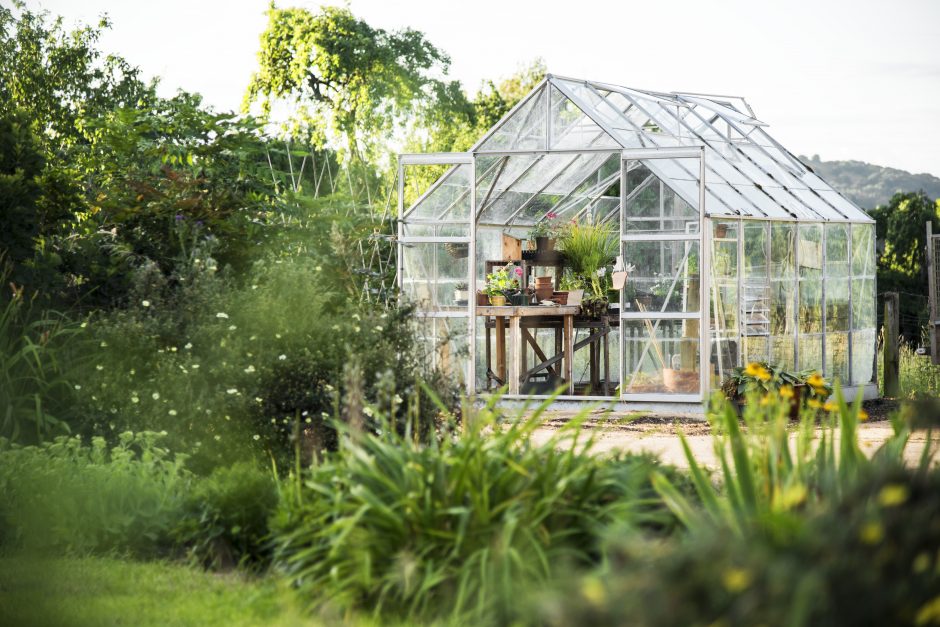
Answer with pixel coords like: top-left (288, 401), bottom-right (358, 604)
top-left (0, 555), bottom-right (312, 627)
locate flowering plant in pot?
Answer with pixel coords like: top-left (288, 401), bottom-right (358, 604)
top-left (453, 282), bottom-right (469, 305)
top-left (483, 265), bottom-right (522, 306)
top-left (529, 212), bottom-right (565, 252)
top-left (721, 362), bottom-right (834, 419)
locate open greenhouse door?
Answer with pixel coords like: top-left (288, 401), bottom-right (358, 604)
top-left (398, 153), bottom-right (475, 393)
top-left (619, 148), bottom-right (707, 402)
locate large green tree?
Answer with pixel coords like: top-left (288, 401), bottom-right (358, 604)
top-left (869, 190), bottom-right (940, 342)
top-left (244, 4), bottom-right (457, 165)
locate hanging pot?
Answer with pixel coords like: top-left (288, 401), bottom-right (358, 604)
top-left (535, 236), bottom-right (556, 252)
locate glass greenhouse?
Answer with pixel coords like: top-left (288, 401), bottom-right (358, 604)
top-left (396, 75), bottom-right (877, 407)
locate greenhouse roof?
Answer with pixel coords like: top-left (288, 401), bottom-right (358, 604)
top-left (404, 75), bottom-right (872, 226)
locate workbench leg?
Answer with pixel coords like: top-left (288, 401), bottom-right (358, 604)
top-left (495, 317), bottom-right (506, 387)
top-left (485, 324), bottom-right (491, 389)
top-left (509, 316), bottom-right (521, 395)
top-left (603, 322), bottom-right (610, 396)
top-left (564, 315), bottom-right (574, 394)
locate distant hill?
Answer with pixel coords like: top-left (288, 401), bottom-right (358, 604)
top-left (799, 155), bottom-right (940, 211)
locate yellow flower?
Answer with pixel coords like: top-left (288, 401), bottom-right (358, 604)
top-left (823, 402), bottom-right (836, 412)
top-left (858, 409), bottom-right (869, 422)
top-left (878, 484), bottom-right (909, 508)
top-left (859, 521), bottom-right (884, 545)
top-left (722, 568), bottom-right (752, 593)
top-left (743, 362), bottom-right (771, 382)
top-left (779, 385), bottom-right (794, 400)
top-left (807, 398), bottom-right (823, 409)
top-left (805, 373), bottom-right (825, 388)
top-left (760, 395), bottom-right (771, 406)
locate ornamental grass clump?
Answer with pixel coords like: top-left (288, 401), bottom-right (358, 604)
top-left (269, 392), bottom-right (679, 623)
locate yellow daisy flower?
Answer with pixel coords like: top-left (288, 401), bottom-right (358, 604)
top-left (779, 385), bottom-right (794, 400)
top-left (858, 409), bottom-right (869, 422)
top-left (807, 398), bottom-right (823, 409)
top-left (743, 362), bottom-right (772, 382)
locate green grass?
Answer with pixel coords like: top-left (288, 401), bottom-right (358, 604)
top-left (0, 554), bottom-right (313, 627)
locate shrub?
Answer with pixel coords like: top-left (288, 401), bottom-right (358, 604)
top-left (0, 431), bottom-right (190, 556)
top-left (269, 395), bottom-right (679, 623)
top-left (173, 461), bottom-right (278, 570)
top-left (535, 460), bottom-right (940, 627)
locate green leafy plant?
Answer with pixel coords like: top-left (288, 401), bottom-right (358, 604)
top-left (483, 265), bottom-right (522, 297)
top-left (720, 361), bottom-right (833, 401)
top-left (529, 211), bottom-right (565, 239)
top-left (559, 221), bottom-right (617, 300)
top-left (269, 392), bottom-right (678, 622)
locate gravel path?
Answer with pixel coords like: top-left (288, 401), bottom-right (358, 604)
top-left (529, 399), bottom-right (939, 469)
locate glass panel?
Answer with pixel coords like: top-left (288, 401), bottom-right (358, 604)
top-left (827, 332), bottom-right (849, 385)
top-left (744, 335), bottom-right (769, 363)
top-left (826, 278), bottom-right (850, 332)
top-left (770, 223), bottom-right (795, 278)
top-left (401, 242), bottom-right (469, 311)
top-left (415, 317), bottom-right (469, 387)
top-left (798, 224), bottom-right (823, 279)
top-left (826, 223), bottom-right (850, 277)
top-left (852, 278), bottom-right (876, 329)
top-left (405, 163), bottom-right (471, 221)
top-left (623, 159), bottom-right (699, 234)
top-left (477, 86), bottom-right (547, 152)
top-left (771, 334), bottom-right (795, 369)
top-left (799, 279), bottom-right (822, 333)
top-left (623, 241), bottom-right (700, 313)
top-left (852, 223), bottom-right (875, 277)
top-left (622, 319), bottom-right (700, 394)
top-left (743, 221), bottom-right (770, 340)
top-left (770, 280), bottom-right (794, 336)
top-left (851, 330), bottom-right (876, 385)
top-left (798, 334), bottom-right (823, 372)
top-left (549, 85), bottom-right (620, 150)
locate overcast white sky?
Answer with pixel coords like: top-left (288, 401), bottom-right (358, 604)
top-left (27, 0), bottom-right (940, 176)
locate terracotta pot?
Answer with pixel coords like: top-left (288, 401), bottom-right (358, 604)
top-left (476, 291), bottom-right (489, 306)
top-left (535, 236), bottom-right (556, 252)
top-left (552, 291), bottom-right (569, 305)
top-left (488, 294), bottom-right (507, 307)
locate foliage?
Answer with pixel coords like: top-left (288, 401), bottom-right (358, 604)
top-left (0, 279), bottom-right (84, 442)
top-left (869, 190), bottom-right (940, 341)
top-left (173, 461), bottom-right (278, 571)
top-left (720, 361), bottom-right (833, 400)
top-left (0, 555), bottom-right (309, 627)
top-left (538, 460), bottom-right (940, 627)
top-left (528, 211), bottom-right (565, 239)
top-left (269, 395), bottom-right (679, 622)
top-left (244, 4), bottom-right (454, 164)
top-left (559, 220), bottom-right (617, 299)
top-left (653, 386), bottom-right (900, 536)
top-left (0, 431), bottom-right (190, 556)
top-left (483, 264), bottom-right (522, 297)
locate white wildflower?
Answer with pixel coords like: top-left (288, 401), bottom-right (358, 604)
top-left (227, 388), bottom-right (238, 395)
top-left (252, 434), bottom-right (260, 441)
top-left (141, 300), bottom-right (151, 307)
top-left (152, 392), bottom-right (160, 400)
top-left (184, 342), bottom-right (192, 350)
top-left (96, 364), bottom-right (104, 371)
top-left (278, 354), bottom-right (286, 361)
top-left (131, 396), bottom-right (139, 404)
top-left (244, 365), bottom-right (255, 374)
top-left (168, 409), bottom-right (177, 416)
top-left (216, 312), bottom-right (229, 319)
top-left (228, 325), bottom-right (237, 331)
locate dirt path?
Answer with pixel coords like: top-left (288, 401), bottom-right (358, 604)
top-left (530, 405), bottom-right (938, 469)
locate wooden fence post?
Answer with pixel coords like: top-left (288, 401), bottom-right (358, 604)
top-left (928, 221), bottom-right (939, 364)
top-left (883, 292), bottom-right (900, 397)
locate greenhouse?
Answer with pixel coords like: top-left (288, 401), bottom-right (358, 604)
top-left (396, 75), bottom-right (877, 407)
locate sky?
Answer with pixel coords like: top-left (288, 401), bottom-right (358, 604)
top-left (27, 0), bottom-right (940, 177)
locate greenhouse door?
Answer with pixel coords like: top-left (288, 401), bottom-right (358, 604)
top-left (397, 153), bottom-right (475, 393)
top-left (619, 149), bottom-right (707, 402)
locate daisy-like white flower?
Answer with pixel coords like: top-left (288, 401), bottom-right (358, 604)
top-left (141, 300), bottom-right (151, 307)
top-left (152, 392), bottom-right (160, 400)
top-left (168, 409), bottom-right (177, 416)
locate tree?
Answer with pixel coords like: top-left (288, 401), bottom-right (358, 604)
top-left (244, 5), bottom-right (455, 165)
top-left (869, 190), bottom-right (940, 343)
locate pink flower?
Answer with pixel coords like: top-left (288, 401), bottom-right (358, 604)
top-left (546, 212), bottom-right (558, 219)
top-left (514, 267), bottom-right (523, 276)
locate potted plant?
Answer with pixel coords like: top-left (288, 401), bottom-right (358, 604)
top-left (483, 265), bottom-right (522, 306)
top-left (559, 220), bottom-right (618, 317)
top-left (721, 362), bottom-right (833, 419)
top-left (454, 282), bottom-right (469, 305)
top-left (529, 211), bottom-right (565, 252)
